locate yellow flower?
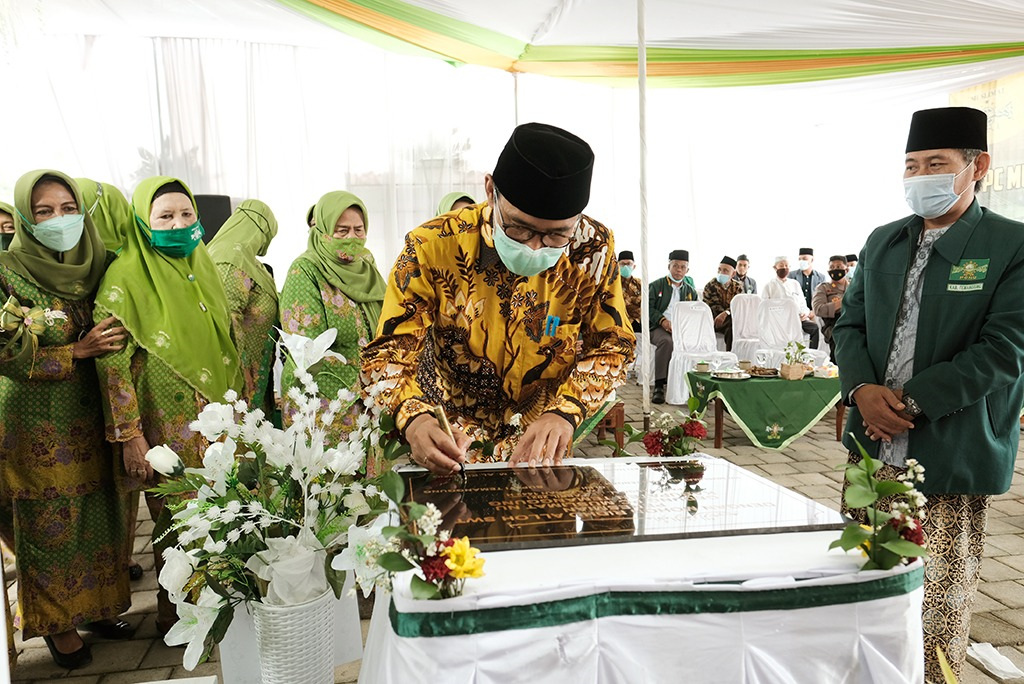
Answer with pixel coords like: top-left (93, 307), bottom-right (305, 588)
top-left (859, 524), bottom-right (874, 557)
top-left (442, 536), bottom-right (485, 580)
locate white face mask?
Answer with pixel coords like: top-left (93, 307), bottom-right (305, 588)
top-left (798, 259), bottom-right (811, 270)
top-left (903, 163), bottom-right (973, 219)
top-left (491, 199), bottom-right (565, 277)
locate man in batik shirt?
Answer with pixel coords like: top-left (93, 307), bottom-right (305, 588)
top-left (834, 106), bottom-right (1024, 681)
top-left (362, 123), bottom-right (634, 474)
top-left (701, 255), bottom-right (743, 351)
top-left (617, 249), bottom-right (642, 332)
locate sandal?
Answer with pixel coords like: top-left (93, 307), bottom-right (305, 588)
top-left (81, 618), bottom-right (136, 640)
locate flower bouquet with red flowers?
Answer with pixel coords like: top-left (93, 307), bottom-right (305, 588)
top-left (642, 399), bottom-right (708, 457)
top-left (829, 438), bottom-right (929, 571)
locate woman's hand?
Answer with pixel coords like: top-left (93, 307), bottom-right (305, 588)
top-left (73, 316), bottom-right (126, 359)
top-left (123, 435), bottom-right (154, 482)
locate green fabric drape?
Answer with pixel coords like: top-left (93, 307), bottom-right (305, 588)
top-left (75, 178), bottom-right (133, 254)
top-left (94, 176), bottom-right (242, 402)
top-left (303, 191), bottom-right (386, 333)
top-left (0, 169), bottom-right (106, 300)
top-left (687, 373), bottom-right (841, 450)
top-left (207, 199), bottom-right (279, 296)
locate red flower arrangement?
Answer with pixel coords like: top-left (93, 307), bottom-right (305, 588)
top-left (643, 402), bottom-right (709, 457)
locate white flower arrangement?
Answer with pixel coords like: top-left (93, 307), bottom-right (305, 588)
top-left (145, 329), bottom-right (399, 670)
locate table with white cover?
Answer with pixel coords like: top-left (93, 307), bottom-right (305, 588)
top-left (359, 457), bottom-right (924, 684)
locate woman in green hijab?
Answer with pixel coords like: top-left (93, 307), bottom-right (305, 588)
top-left (280, 191), bottom-right (385, 448)
top-left (436, 191), bottom-right (476, 217)
top-left (0, 201), bottom-right (15, 250)
top-left (93, 176), bottom-right (242, 634)
top-left (0, 170), bottom-right (132, 668)
top-left (207, 199), bottom-right (279, 414)
top-left (75, 178), bottom-right (133, 254)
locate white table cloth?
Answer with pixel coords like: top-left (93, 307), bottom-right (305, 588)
top-left (360, 531), bottom-right (924, 683)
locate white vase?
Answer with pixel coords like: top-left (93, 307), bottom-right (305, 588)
top-left (252, 589), bottom-right (335, 684)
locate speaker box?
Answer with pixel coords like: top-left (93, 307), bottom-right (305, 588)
top-left (194, 194), bottom-right (232, 243)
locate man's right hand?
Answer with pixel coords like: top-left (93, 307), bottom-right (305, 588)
top-left (852, 384), bottom-right (915, 442)
top-left (660, 317), bottom-right (672, 333)
top-left (406, 413), bottom-right (470, 475)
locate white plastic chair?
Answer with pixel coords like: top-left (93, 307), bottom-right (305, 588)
top-left (754, 298), bottom-right (829, 368)
top-left (730, 293), bottom-right (761, 362)
top-left (665, 301), bottom-right (739, 405)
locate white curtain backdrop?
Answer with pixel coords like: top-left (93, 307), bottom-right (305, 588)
top-left (3, 0), bottom-right (1024, 287)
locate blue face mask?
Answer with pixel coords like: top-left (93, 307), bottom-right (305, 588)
top-left (620, 265), bottom-right (633, 279)
top-left (491, 201), bottom-right (565, 277)
top-left (716, 273), bottom-right (731, 286)
top-left (903, 163), bottom-right (972, 219)
top-left (144, 216), bottom-right (205, 258)
top-left (22, 212), bottom-right (85, 252)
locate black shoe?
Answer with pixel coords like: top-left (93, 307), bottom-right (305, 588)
top-left (652, 386), bottom-right (666, 404)
top-left (42, 635), bottom-right (93, 670)
top-left (128, 563), bottom-right (143, 581)
top-left (81, 619), bottom-right (136, 640)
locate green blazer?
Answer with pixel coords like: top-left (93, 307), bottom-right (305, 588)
top-left (834, 200), bottom-right (1024, 495)
top-left (648, 276), bottom-right (698, 330)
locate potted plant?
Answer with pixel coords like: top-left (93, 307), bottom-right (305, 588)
top-left (780, 341), bottom-right (810, 380)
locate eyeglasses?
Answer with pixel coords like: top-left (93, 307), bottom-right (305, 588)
top-left (492, 190), bottom-right (575, 249)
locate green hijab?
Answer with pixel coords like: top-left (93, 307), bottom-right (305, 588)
top-left (75, 178), bottom-right (132, 254)
top-left (302, 191), bottom-right (386, 332)
top-left (437, 192), bottom-right (476, 216)
top-left (0, 201), bottom-right (15, 251)
top-left (207, 199), bottom-right (278, 295)
top-left (96, 176), bottom-right (242, 401)
top-left (0, 169), bottom-right (107, 299)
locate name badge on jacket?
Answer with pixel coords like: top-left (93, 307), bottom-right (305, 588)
top-left (948, 258), bottom-right (989, 292)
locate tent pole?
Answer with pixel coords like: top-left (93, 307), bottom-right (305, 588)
top-left (637, 0), bottom-right (651, 430)
top-left (513, 71), bottom-right (520, 126)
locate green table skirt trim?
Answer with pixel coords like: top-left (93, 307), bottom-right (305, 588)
top-left (572, 399), bottom-right (615, 447)
top-left (687, 374), bottom-right (840, 450)
top-left (389, 565), bottom-right (923, 638)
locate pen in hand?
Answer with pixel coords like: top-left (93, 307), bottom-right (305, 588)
top-left (432, 404), bottom-right (465, 476)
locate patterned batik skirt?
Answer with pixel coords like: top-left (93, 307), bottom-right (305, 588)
top-left (842, 452), bottom-right (989, 683)
top-left (0, 489), bottom-right (131, 639)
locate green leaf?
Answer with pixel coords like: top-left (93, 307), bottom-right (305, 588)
top-left (380, 470), bottom-right (405, 504)
top-left (844, 466), bottom-right (870, 489)
top-left (378, 552), bottom-right (414, 572)
top-left (410, 574), bottom-right (440, 600)
top-left (832, 523), bottom-right (872, 551)
top-left (873, 480), bottom-right (912, 498)
top-left (406, 502), bottom-right (427, 521)
top-left (207, 607), bottom-right (234, 648)
top-left (843, 483), bottom-right (878, 509)
top-left (381, 526), bottom-right (403, 539)
top-left (687, 396), bottom-right (700, 413)
top-left (325, 558), bottom-right (347, 599)
top-left (880, 539), bottom-right (930, 559)
top-left (380, 412), bottom-right (397, 433)
top-left (203, 571), bottom-right (233, 600)
top-left (384, 442), bottom-right (411, 460)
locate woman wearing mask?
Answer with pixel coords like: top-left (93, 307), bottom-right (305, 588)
top-left (93, 176), bottom-right (242, 635)
top-left (207, 200), bottom-right (279, 414)
top-left (0, 202), bottom-right (15, 250)
top-left (279, 191), bottom-right (385, 446)
top-left (75, 178), bottom-right (133, 255)
top-left (0, 170), bottom-right (132, 669)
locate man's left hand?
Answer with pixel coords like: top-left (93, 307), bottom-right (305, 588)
top-left (509, 413), bottom-right (573, 467)
top-left (714, 311), bottom-right (728, 326)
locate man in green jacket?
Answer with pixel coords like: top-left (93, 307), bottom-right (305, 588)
top-left (834, 106), bottom-right (1024, 682)
top-left (648, 249), bottom-right (698, 403)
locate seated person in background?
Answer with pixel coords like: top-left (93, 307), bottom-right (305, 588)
top-left (617, 250), bottom-right (642, 332)
top-left (0, 202), bottom-right (15, 250)
top-left (812, 255), bottom-right (849, 362)
top-left (733, 253), bottom-right (756, 293)
top-left (788, 247), bottom-right (826, 310)
top-left (649, 249), bottom-right (697, 403)
top-left (845, 253), bottom-right (858, 282)
top-left (763, 256), bottom-right (819, 348)
top-left (702, 255), bottom-right (742, 351)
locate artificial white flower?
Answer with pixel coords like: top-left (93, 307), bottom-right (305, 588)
top-left (245, 532), bottom-right (328, 605)
top-left (336, 388), bottom-right (357, 403)
top-left (332, 524), bottom-right (389, 598)
top-left (201, 438), bottom-right (236, 486)
top-left (145, 444), bottom-right (185, 477)
top-left (203, 537), bottom-right (227, 554)
top-left (241, 520), bottom-right (258, 535)
top-left (159, 547), bottom-right (199, 603)
top-left (278, 328), bottom-right (345, 372)
top-left (223, 389), bottom-right (238, 403)
top-left (164, 586), bottom-right (225, 670)
top-left (416, 503), bottom-right (443, 537)
top-left (226, 529), bottom-right (241, 543)
top-left (328, 398), bottom-right (343, 414)
top-left (343, 491), bottom-right (370, 516)
top-left (225, 500), bottom-right (243, 514)
top-left (190, 402), bottom-right (239, 440)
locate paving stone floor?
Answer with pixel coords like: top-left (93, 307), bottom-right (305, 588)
top-left (7, 379), bottom-right (1024, 682)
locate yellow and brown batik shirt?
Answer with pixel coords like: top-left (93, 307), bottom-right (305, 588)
top-left (361, 204), bottom-right (635, 461)
top-left (620, 275), bottom-right (642, 329)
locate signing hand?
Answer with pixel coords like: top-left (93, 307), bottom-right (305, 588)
top-left (509, 413), bottom-right (573, 467)
top-left (123, 435), bottom-right (154, 482)
top-left (406, 414), bottom-right (470, 475)
top-left (74, 316), bottom-right (127, 359)
top-left (853, 384), bottom-right (914, 442)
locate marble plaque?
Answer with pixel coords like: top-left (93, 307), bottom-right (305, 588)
top-left (401, 456), bottom-right (846, 551)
